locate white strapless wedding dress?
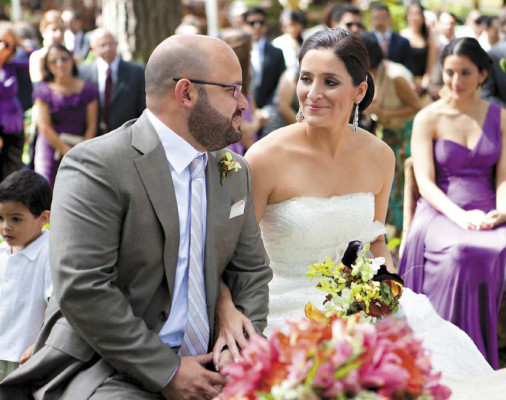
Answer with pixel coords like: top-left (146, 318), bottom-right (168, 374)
top-left (260, 193), bottom-right (492, 381)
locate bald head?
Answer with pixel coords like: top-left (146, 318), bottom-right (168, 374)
top-left (145, 35), bottom-right (237, 100)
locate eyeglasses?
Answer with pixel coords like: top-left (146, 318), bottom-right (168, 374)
top-left (48, 56), bottom-right (71, 64)
top-left (172, 78), bottom-right (243, 99)
top-left (345, 22), bottom-right (365, 30)
top-left (246, 19), bottom-right (266, 26)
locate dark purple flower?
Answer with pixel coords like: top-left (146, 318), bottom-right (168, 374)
top-left (341, 240), bottom-right (364, 267)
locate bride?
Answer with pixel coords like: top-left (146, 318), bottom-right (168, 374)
top-left (213, 28), bottom-right (492, 382)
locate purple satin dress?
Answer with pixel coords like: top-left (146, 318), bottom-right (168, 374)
top-left (398, 102), bottom-right (506, 369)
top-left (33, 81), bottom-right (98, 187)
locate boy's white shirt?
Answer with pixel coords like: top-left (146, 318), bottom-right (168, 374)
top-left (0, 229), bottom-right (52, 362)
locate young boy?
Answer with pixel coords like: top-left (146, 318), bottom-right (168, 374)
top-left (0, 170), bottom-right (52, 380)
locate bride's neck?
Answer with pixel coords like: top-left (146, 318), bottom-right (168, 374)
top-left (305, 123), bottom-right (351, 157)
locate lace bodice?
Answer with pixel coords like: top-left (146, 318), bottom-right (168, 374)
top-left (261, 193), bottom-right (386, 335)
top-left (260, 193), bottom-right (385, 270)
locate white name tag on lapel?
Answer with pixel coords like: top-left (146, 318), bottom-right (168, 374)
top-left (229, 198), bottom-right (246, 219)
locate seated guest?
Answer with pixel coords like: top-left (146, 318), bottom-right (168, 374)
top-left (400, 2), bottom-right (437, 98)
top-left (399, 37), bottom-right (506, 369)
top-left (79, 28), bottom-right (146, 135)
top-left (33, 44), bottom-right (98, 187)
top-left (242, 7), bottom-right (285, 138)
top-left (62, 9), bottom-right (90, 63)
top-left (362, 36), bottom-right (420, 235)
top-left (272, 10), bottom-right (306, 73)
top-left (482, 8), bottom-right (506, 108)
top-left (329, 4), bottom-right (365, 36)
top-left (0, 22), bottom-right (29, 181)
top-left (363, 2), bottom-right (412, 69)
top-left (29, 10), bottom-right (64, 85)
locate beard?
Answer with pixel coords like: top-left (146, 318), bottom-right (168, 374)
top-left (188, 93), bottom-right (242, 152)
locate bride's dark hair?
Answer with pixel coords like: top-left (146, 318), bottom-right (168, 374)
top-left (299, 28), bottom-right (374, 113)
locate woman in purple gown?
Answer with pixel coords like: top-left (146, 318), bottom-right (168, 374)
top-left (398, 37), bottom-right (506, 369)
top-left (0, 22), bottom-right (28, 181)
top-left (33, 43), bottom-right (98, 187)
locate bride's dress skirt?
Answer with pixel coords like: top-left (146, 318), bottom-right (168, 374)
top-left (261, 194), bottom-right (492, 381)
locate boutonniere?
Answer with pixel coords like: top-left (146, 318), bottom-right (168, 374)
top-left (500, 57), bottom-right (506, 73)
top-left (219, 152), bottom-right (242, 185)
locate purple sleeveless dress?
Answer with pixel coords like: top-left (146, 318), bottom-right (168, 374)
top-left (398, 102), bottom-right (506, 369)
top-left (33, 81), bottom-right (98, 187)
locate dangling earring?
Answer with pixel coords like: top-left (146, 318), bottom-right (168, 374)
top-left (296, 107), bottom-right (305, 123)
top-left (352, 102), bottom-right (360, 132)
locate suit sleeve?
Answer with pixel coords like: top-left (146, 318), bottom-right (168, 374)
top-left (49, 143), bottom-right (178, 393)
top-left (222, 160), bottom-right (272, 334)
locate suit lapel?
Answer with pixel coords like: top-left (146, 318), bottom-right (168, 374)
top-left (204, 152), bottom-right (229, 329)
top-left (90, 62), bottom-right (99, 87)
top-left (132, 113), bottom-right (179, 298)
top-left (261, 42), bottom-right (272, 79)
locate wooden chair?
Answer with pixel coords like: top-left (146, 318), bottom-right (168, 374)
top-left (400, 157), bottom-right (420, 257)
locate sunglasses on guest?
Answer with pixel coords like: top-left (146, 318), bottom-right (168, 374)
top-left (345, 22), bottom-right (365, 30)
top-left (246, 19), bottom-right (266, 26)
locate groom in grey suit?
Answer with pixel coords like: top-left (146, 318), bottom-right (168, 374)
top-left (0, 35), bottom-right (271, 399)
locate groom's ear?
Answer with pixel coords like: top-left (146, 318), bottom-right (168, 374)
top-left (174, 78), bottom-right (197, 110)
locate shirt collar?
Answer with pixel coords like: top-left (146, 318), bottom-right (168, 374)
top-left (253, 37), bottom-right (266, 51)
top-left (0, 229), bottom-right (49, 260)
top-left (97, 55), bottom-right (120, 75)
top-left (375, 29), bottom-right (392, 42)
top-left (145, 109), bottom-right (208, 174)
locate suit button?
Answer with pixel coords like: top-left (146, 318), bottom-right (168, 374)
top-left (160, 311), bottom-right (168, 321)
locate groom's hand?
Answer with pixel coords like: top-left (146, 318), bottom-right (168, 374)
top-left (161, 353), bottom-right (226, 400)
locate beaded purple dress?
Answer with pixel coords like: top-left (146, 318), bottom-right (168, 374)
top-left (398, 102), bottom-right (506, 369)
top-left (33, 81), bottom-right (98, 187)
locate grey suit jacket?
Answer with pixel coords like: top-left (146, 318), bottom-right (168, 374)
top-left (79, 59), bottom-right (146, 133)
top-left (0, 112), bottom-right (271, 399)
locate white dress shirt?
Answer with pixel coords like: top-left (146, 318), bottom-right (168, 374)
top-left (0, 230), bottom-right (52, 362)
top-left (97, 56), bottom-right (120, 108)
top-left (251, 37), bottom-right (266, 88)
top-left (146, 109), bottom-right (208, 348)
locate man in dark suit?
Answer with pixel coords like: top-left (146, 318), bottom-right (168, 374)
top-left (242, 7), bottom-right (286, 110)
top-left (0, 34), bottom-right (271, 399)
top-left (329, 4), bottom-right (365, 36)
top-left (363, 2), bottom-right (411, 69)
top-left (482, 8), bottom-right (506, 108)
top-left (79, 28), bottom-right (146, 135)
top-left (62, 10), bottom-right (90, 62)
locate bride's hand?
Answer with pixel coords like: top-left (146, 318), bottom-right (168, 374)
top-left (212, 282), bottom-right (256, 369)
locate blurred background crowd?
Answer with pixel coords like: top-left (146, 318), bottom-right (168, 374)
top-left (1, 0), bottom-right (506, 373)
top-left (1, 0), bottom-right (504, 236)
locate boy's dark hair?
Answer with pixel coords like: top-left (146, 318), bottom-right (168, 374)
top-left (0, 170), bottom-right (52, 216)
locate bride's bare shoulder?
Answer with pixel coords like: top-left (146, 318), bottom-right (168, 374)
top-left (356, 128), bottom-right (395, 166)
top-left (245, 124), bottom-right (303, 166)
